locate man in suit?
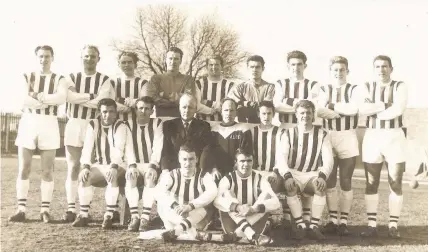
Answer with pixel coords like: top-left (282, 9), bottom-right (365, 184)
top-left (160, 94), bottom-right (212, 172)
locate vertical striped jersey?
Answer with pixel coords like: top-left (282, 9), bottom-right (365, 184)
top-left (23, 72), bottom-right (64, 116)
top-left (196, 76), bottom-right (235, 121)
top-left (251, 125), bottom-right (284, 172)
top-left (320, 83), bottom-right (358, 131)
top-left (224, 171), bottom-right (262, 205)
top-left (167, 169), bottom-right (206, 205)
top-left (114, 76), bottom-right (148, 121)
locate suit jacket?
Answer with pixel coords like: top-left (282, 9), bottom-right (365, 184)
top-left (161, 118), bottom-right (212, 170)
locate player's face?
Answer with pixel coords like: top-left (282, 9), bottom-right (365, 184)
top-left (82, 48), bottom-right (100, 71)
top-left (247, 61), bottom-right (264, 80)
top-left (136, 101), bottom-right (154, 120)
top-left (165, 51), bottom-right (182, 71)
top-left (296, 106), bottom-right (314, 127)
top-left (100, 105), bottom-right (117, 126)
top-left (259, 106), bottom-right (273, 125)
top-left (207, 59), bottom-right (222, 77)
top-left (330, 63), bottom-right (348, 83)
top-left (36, 49), bottom-right (53, 70)
top-left (179, 150), bottom-right (198, 177)
top-left (221, 100), bottom-right (237, 124)
top-left (179, 97), bottom-right (197, 121)
top-left (288, 58), bottom-right (306, 78)
top-left (373, 60), bottom-right (393, 82)
top-left (119, 55), bottom-right (136, 77)
top-left (235, 154), bottom-right (253, 177)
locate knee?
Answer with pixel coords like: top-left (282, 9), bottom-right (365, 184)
top-left (41, 168), bottom-right (53, 181)
top-left (365, 182), bottom-right (379, 194)
top-left (340, 177), bottom-right (352, 191)
top-left (285, 185), bottom-right (298, 197)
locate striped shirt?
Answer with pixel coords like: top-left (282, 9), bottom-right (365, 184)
top-left (274, 78), bottom-right (319, 124)
top-left (364, 81), bottom-right (405, 129)
top-left (80, 118), bottom-right (136, 167)
top-left (251, 125), bottom-right (284, 172)
top-left (196, 76), bottom-right (235, 121)
top-left (114, 76), bottom-right (148, 121)
top-left (320, 83), bottom-right (358, 131)
top-left (22, 72), bottom-right (65, 116)
top-left (126, 118), bottom-right (163, 165)
top-left (66, 72), bottom-right (114, 120)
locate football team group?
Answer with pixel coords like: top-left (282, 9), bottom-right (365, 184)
top-left (9, 44), bottom-right (409, 246)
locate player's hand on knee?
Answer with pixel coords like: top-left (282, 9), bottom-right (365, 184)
top-left (314, 177), bottom-right (326, 192)
top-left (106, 167), bottom-right (118, 183)
top-left (145, 168), bottom-right (158, 184)
top-left (284, 177), bottom-right (297, 192)
top-left (126, 167), bottom-right (139, 181)
top-left (267, 171), bottom-right (280, 186)
top-left (79, 168), bottom-right (91, 184)
top-left (237, 204), bottom-right (251, 217)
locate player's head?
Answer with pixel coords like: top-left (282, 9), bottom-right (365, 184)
top-left (295, 99), bottom-right (315, 127)
top-left (247, 55), bottom-right (265, 80)
top-left (81, 45), bottom-right (100, 72)
top-left (135, 96), bottom-right (155, 121)
top-left (287, 50), bottom-right (307, 78)
top-left (166, 47), bottom-right (183, 72)
top-left (35, 45), bottom-right (54, 71)
top-left (258, 100), bottom-right (275, 126)
top-left (179, 94), bottom-right (197, 121)
top-left (98, 98), bottom-right (117, 126)
top-left (118, 51), bottom-right (139, 77)
top-left (206, 55), bottom-right (224, 78)
top-left (179, 143), bottom-right (198, 177)
top-left (234, 148), bottom-right (253, 178)
top-left (221, 98), bottom-right (237, 125)
top-left (329, 56), bottom-right (349, 83)
top-left (373, 55), bottom-right (393, 82)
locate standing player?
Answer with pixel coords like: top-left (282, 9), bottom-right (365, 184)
top-left (10, 45), bottom-right (67, 223)
top-left (142, 47), bottom-right (195, 119)
top-left (125, 96), bottom-right (163, 232)
top-left (114, 51), bottom-right (148, 122)
top-left (274, 100), bottom-right (334, 240)
top-left (156, 144), bottom-right (218, 242)
top-left (358, 55), bottom-right (408, 238)
top-left (273, 50), bottom-right (320, 226)
top-left (63, 45), bottom-right (115, 222)
top-left (227, 55), bottom-right (275, 124)
top-left (71, 98), bottom-right (136, 229)
top-left (195, 55), bottom-right (235, 123)
top-left (214, 148), bottom-right (280, 246)
top-left (317, 56), bottom-right (359, 236)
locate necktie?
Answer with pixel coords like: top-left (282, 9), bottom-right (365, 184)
top-left (184, 122), bottom-right (189, 136)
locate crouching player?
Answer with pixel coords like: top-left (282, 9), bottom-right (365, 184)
top-left (156, 144), bottom-right (218, 242)
top-left (272, 100), bottom-right (334, 240)
top-left (214, 148), bottom-right (280, 246)
top-left (72, 98), bottom-right (136, 229)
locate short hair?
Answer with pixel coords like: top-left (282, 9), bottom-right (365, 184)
top-left (135, 96), bottom-right (155, 108)
top-left (258, 100), bottom-right (275, 114)
top-left (247, 55), bottom-right (265, 68)
top-left (179, 93), bottom-right (197, 106)
top-left (287, 50), bottom-right (307, 64)
top-left (220, 98), bottom-right (238, 109)
top-left (329, 56), bottom-right (348, 69)
top-left (295, 99), bottom-right (315, 113)
top-left (97, 98), bottom-right (117, 111)
top-left (118, 51), bottom-right (139, 64)
top-left (35, 45), bottom-right (54, 57)
top-left (167, 47), bottom-right (183, 60)
top-left (373, 55), bottom-right (393, 68)
top-left (179, 143), bottom-right (196, 154)
top-left (206, 55), bottom-right (224, 67)
top-left (235, 148), bottom-right (253, 159)
top-left (82, 44), bottom-right (100, 56)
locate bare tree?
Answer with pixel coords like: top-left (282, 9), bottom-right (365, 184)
top-left (112, 5), bottom-right (248, 79)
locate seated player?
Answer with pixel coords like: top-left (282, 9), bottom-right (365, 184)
top-left (156, 144), bottom-right (218, 242)
top-left (273, 100), bottom-right (334, 240)
top-left (214, 148), bottom-right (280, 246)
top-left (125, 96), bottom-right (163, 231)
top-left (72, 98), bottom-right (136, 229)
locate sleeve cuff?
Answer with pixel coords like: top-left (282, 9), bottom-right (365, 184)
top-left (90, 94), bottom-right (95, 100)
top-left (148, 163), bottom-right (158, 170)
top-left (384, 102), bottom-right (393, 109)
top-left (283, 172), bottom-right (293, 181)
top-left (82, 164), bottom-right (91, 170)
top-left (318, 171), bottom-right (327, 180)
top-left (189, 203), bottom-right (195, 210)
top-left (128, 163), bottom-right (137, 169)
top-left (230, 203), bottom-right (239, 212)
top-left (285, 98), bottom-right (294, 106)
top-left (257, 204), bottom-right (266, 213)
top-left (171, 201), bottom-right (179, 209)
top-left (110, 164), bottom-right (119, 169)
top-left (327, 103), bottom-right (335, 110)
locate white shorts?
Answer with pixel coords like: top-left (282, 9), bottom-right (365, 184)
top-left (362, 128), bottom-right (406, 164)
top-left (15, 113), bottom-right (60, 150)
top-left (64, 118), bottom-right (89, 147)
top-left (289, 170), bottom-right (318, 193)
top-left (330, 129), bottom-right (360, 159)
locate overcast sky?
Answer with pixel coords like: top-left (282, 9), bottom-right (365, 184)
top-left (2, 0), bottom-right (428, 111)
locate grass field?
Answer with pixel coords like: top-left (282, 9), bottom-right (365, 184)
top-left (1, 156), bottom-right (428, 252)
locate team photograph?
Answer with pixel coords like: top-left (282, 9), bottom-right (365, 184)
top-left (2, 0), bottom-right (428, 251)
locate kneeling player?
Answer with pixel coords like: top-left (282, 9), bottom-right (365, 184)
top-left (156, 144), bottom-right (218, 242)
top-left (72, 98), bottom-right (136, 229)
top-left (274, 100), bottom-right (334, 240)
top-left (214, 148), bottom-right (280, 246)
